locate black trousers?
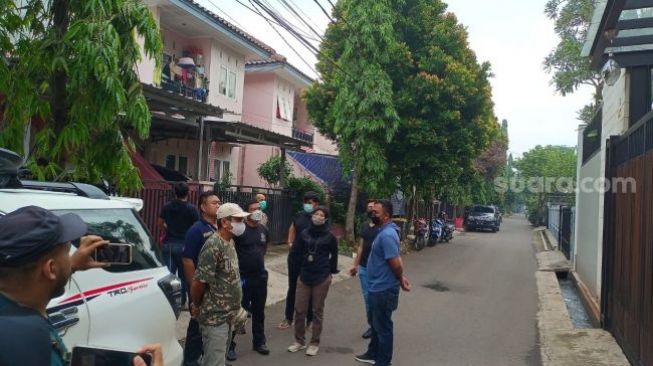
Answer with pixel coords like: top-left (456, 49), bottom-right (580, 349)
top-left (183, 316), bottom-right (203, 366)
top-left (285, 256), bottom-right (313, 323)
top-left (231, 271), bottom-right (268, 350)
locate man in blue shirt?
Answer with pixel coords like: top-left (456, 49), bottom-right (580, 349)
top-left (355, 199), bottom-right (411, 366)
top-left (182, 191), bottom-right (220, 366)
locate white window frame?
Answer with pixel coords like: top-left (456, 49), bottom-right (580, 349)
top-left (228, 71), bottom-right (237, 99)
top-left (219, 66), bottom-right (228, 96)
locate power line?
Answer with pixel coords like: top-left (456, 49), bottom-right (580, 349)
top-left (288, 0), bottom-right (323, 30)
top-left (311, 0), bottom-right (334, 23)
top-left (275, 0), bottom-right (324, 41)
top-left (230, 0), bottom-right (322, 42)
top-left (247, 0), bottom-right (319, 75)
top-left (204, 0), bottom-right (248, 30)
top-left (237, 0), bottom-right (356, 80)
top-left (251, 0), bottom-right (321, 55)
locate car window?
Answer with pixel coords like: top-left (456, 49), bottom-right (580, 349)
top-left (53, 208), bottom-right (163, 272)
top-left (472, 206), bottom-right (495, 213)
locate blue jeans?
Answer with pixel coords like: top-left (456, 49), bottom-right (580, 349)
top-left (358, 265), bottom-right (371, 326)
top-left (366, 285), bottom-right (399, 366)
top-left (162, 238), bottom-right (187, 305)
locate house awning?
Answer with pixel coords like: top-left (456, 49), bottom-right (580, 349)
top-left (142, 84), bottom-right (309, 149)
top-left (583, 0), bottom-right (653, 69)
top-left (287, 151), bottom-right (346, 187)
top-left (207, 120), bottom-right (312, 149)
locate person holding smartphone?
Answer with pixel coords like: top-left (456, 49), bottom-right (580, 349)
top-left (0, 206), bottom-right (165, 366)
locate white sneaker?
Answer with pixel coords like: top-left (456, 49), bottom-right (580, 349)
top-left (306, 345), bottom-right (319, 356)
top-left (287, 342), bottom-right (307, 353)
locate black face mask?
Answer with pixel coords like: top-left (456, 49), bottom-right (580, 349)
top-left (371, 216), bottom-right (382, 225)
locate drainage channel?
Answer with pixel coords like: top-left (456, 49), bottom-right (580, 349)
top-left (556, 273), bottom-right (595, 329)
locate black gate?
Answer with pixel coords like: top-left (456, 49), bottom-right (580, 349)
top-left (601, 114), bottom-right (653, 366)
top-left (559, 207), bottom-right (572, 259)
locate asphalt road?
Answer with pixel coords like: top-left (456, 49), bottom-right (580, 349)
top-left (228, 215), bottom-right (541, 366)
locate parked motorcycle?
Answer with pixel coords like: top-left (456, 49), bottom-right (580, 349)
top-left (413, 217), bottom-right (429, 251)
top-left (428, 218), bottom-right (443, 247)
top-left (442, 220), bottom-right (455, 243)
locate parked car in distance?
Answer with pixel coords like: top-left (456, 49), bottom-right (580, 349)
top-left (465, 205), bottom-right (501, 232)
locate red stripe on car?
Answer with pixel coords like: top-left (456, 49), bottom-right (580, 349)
top-left (58, 278), bottom-right (153, 304)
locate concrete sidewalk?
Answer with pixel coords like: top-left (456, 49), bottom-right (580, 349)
top-left (533, 229), bottom-right (629, 366)
top-left (175, 245), bottom-right (354, 341)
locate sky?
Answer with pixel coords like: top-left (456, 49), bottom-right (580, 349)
top-left (201, 0), bottom-right (594, 157)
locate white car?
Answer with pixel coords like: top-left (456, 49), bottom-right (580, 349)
top-left (0, 180), bottom-right (183, 366)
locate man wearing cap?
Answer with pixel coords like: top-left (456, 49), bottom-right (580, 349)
top-left (0, 206), bottom-right (161, 366)
top-left (278, 191), bottom-right (320, 329)
top-left (190, 203), bottom-right (250, 366)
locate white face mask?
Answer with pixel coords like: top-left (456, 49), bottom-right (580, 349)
top-left (231, 221), bottom-right (246, 236)
top-left (312, 216), bottom-right (326, 226)
top-left (250, 210), bottom-right (263, 222)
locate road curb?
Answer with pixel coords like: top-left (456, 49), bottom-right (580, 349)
top-left (533, 232), bottom-right (629, 366)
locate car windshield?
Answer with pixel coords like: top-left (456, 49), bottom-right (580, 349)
top-left (53, 208), bottom-right (162, 272)
top-left (471, 206), bottom-right (495, 214)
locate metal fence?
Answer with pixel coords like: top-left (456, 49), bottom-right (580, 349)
top-left (136, 181), bottom-right (293, 245)
top-left (547, 203), bottom-right (573, 259)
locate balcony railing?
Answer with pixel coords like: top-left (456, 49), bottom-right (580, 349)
top-left (160, 77), bottom-right (209, 103)
top-left (292, 128), bottom-right (314, 145)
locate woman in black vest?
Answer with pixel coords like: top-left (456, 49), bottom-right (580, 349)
top-left (287, 206), bottom-right (339, 356)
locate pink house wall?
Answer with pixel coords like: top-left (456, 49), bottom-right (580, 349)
top-left (242, 73), bottom-right (275, 129)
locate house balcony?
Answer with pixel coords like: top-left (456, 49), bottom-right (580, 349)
top-left (160, 46), bottom-right (210, 104)
top-left (292, 128), bottom-right (314, 145)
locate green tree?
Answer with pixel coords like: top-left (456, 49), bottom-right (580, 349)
top-left (257, 156), bottom-right (292, 187)
top-left (0, 0), bottom-right (162, 191)
top-left (386, 0), bottom-right (498, 212)
top-left (544, 0), bottom-right (601, 121)
top-left (304, 0), bottom-right (407, 243)
top-left (514, 145), bottom-right (577, 225)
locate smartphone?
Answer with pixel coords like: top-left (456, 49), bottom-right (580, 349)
top-left (71, 346), bottom-right (151, 366)
top-left (93, 243), bottom-right (133, 265)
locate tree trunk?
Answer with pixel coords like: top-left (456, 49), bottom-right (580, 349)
top-left (345, 166), bottom-right (360, 244)
top-left (51, 0), bottom-right (70, 165)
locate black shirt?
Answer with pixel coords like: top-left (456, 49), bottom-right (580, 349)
top-left (360, 224), bottom-right (380, 267)
top-left (234, 223), bottom-right (269, 278)
top-left (289, 211), bottom-right (313, 259)
top-left (0, 293), bottom-right (68, 366)
top-left (295, 224), bottom-right (339, 285)
top-left (159, 200), bottom-right (200, 241)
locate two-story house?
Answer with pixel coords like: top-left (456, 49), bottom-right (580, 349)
top-left (135, 0), bottom-right (311, 183)
top-left (237, 58), bottom-right (338, 187)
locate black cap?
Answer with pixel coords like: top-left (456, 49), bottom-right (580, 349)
top-left (303, 191), bottom-right (320, 202)
top-left (0, 206), bottom-right (87, 267)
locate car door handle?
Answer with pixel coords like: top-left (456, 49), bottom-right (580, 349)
top-left (48, 307), bottom-right (80, 332)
